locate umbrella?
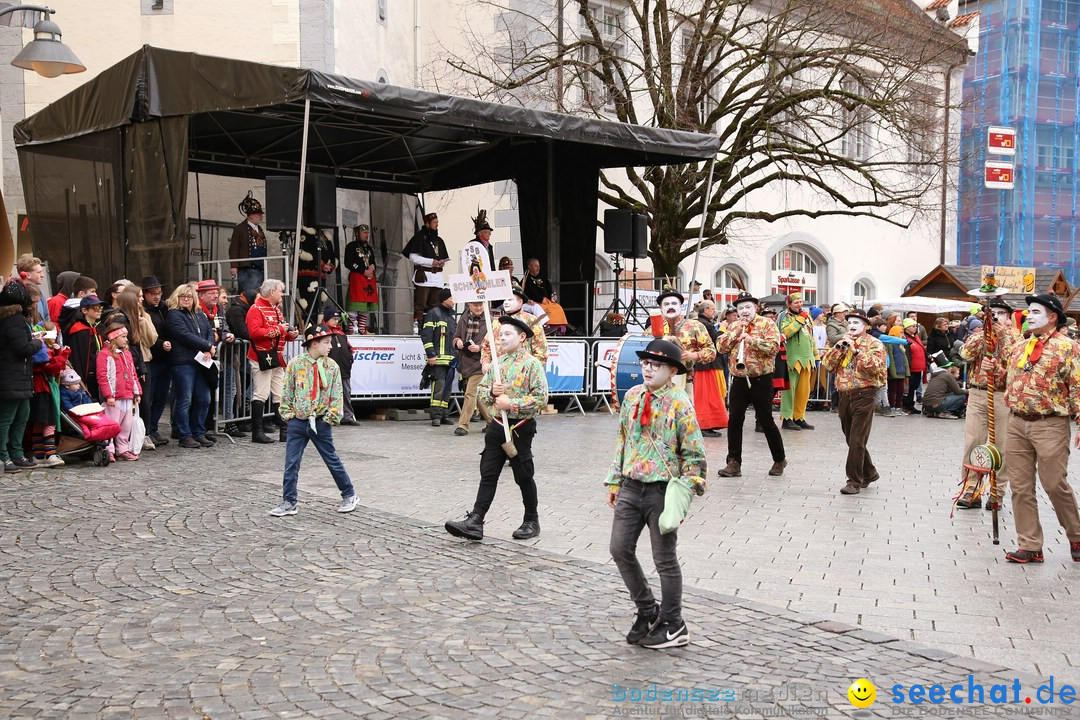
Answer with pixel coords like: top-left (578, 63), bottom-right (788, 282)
top-left (872, 296), bottom-right (977, 314)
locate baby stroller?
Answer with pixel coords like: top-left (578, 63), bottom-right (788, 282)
top-left (57, 402), bottom-right (121, 467)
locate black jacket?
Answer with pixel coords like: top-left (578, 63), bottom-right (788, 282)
top-left (0, 305), bottom-right (43, 400)
top-left (926, 329), bottom-right (954, 360)
top-left (226, 292), bottom-right (256, 342)
top-left (144, 298), bottom-right (170, 362)
top-left (327, 328), bottom-right (353, 378)
top-left (66, 317), bottom-right (103, 399)
top-left (166, 308), bottom-right (214, 365)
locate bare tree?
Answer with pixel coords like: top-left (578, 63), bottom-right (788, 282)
top-left (428, 0), bottom-right (968, 278)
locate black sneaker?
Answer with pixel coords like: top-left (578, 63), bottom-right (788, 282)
top-left (626, 604), bottom-right (659, 644)
top-left (641, 619), bottom-right (689, 649)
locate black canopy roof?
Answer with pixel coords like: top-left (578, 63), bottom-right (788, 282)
top-left (15, 45), bottom-right (720, 193)
top-left (14, 46), bottom-right (718, 331)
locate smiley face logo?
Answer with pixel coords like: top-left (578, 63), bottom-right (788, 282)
top-left (847, 678), bottom-right (876, 708)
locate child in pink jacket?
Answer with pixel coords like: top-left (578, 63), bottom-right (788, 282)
top-left (96, 323), bottom-right (142, 461)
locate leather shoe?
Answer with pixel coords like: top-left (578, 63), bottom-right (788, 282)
top-left (717, 460), bottom-right (741, 477)
top-left (440, 417), bottom-right (455, 426)
top-left (767, 460), bottom-right (787, 476)
top-left (701, 429), bottom-right (721, 437)
top-left (512, 520), bottom-right (540, 539)
top-left (445, 512), bottom-right (484, 541)
top-left (340, 419), bottom-right (360, 426)
top-left (840, 482), bottom-right (861, 495)
top-left (781, 419), bottom-right (802, 430)
top-left (179, 437), bottom-right (201, 449)
top-left (453, 427), bottom-right (468, 436)
top-left (795, 419), bottom-right (814, 430)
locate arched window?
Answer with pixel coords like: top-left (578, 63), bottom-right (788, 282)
top-left (713, 265), bottom-right (747, 307)
top-left (770, 245), bottom-right (822, 305)
top-left (853, 279), bottom-right (874, 304)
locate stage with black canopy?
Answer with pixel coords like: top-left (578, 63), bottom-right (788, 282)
top-left (15, 45), bottom-right (720, 328)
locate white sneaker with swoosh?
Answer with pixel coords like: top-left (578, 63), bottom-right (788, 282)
top-left (641, 620), bottom-right (689, 649)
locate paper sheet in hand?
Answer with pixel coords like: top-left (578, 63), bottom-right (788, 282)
top-left (194, 351), bottom-right (213, 368)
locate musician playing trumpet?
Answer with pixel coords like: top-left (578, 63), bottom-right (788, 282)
top-left (715, 293), bottom-right (786, 478)
top-left (820, 308), bottom-right (887, 495)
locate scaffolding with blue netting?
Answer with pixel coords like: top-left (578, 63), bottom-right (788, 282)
top-left (958, 0), bottom-right (1080, 283)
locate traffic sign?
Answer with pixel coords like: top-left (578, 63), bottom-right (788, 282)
top-left (987, 126), bottom-right (1016, 156)
top-left (984, 161), bottom-right (1015, 190)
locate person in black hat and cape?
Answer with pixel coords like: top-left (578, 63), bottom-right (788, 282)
top-left (445, 314), bottom-right (549, 542)
top-left (460, 209), bottom-right (497, 282)
top-left (605, 338), bottom-right (706, 650)
top-left (344, 224), bottom-right (379, 334)
top-left (268, 323), bottom-right (358, 517)
top-left (403, 212), bottom-right (450, 325)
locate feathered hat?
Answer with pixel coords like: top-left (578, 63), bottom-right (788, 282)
top-left (472, 209), bottom-right (492, 234)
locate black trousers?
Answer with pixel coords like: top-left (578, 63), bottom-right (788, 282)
top-left (472, 419), bottom-right (538, 521)
top-left (726, 374), bottom-right (785, 464)
top-left (428, 365), bottom-right (453, 417)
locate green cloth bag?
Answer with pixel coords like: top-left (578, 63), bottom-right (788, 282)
top-left (659, 480), bottom-right (693, 535)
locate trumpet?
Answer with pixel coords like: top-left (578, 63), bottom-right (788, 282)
top-left (734, 339), bottom-right (747, 373)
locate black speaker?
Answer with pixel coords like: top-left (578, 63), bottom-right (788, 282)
top-left (305, 173), bottom-right (337, 228)
top-left (265, 176), bottom-right (299, 231)
top-left (630, 213), bottom-right (648, 259)
top-left (604, 209), bottom-right (633, 254)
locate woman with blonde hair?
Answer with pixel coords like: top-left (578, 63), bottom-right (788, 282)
top-left (165, 282), bottom-right (216, 448)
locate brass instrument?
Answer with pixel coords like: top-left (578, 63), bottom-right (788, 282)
top-left (734, 339), bottom-right (747, 372)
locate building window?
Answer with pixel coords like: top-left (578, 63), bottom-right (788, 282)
top-left (577, 2), bottom-right (625, 110)
top-left (839, 77), bottom-right (871, 161)
top-left (852, 280), bottom-right (874, 304)
top-left (713, 265), bottom-right (747, 308)
top-left (770, 246), bottom-right (822, 306)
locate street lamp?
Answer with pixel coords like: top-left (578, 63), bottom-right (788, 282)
top-left (2, 4), bottom-right (84, 77)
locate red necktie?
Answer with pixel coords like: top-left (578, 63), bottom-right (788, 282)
top-left (633, 391), bottom-right (654, 426)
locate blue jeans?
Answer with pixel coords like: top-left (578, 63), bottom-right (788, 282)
top-left (171, 364), bottom-right (210, 439)
top-left (148, 361), bottom-right (172, 435)
top-left (282, 418), bottom-right (354, 504)
top-left (929, 393), bottom-right (966, 415)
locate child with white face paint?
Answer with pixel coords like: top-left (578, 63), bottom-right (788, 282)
top-left (653, 290), bottom-right (716, 396)
top-left (605, 338), bottom-right (706, 650)
top-left (820, 309), bottom-right (888, 495)
top-left (480, 286), bottom-right (549, 373)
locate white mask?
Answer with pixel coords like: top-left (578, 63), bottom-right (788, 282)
top-left (1026, 304), bottom-right (1051, 331)
top-left (660, 296), bottom-right (683, 319)
top-left (736, 302), bottom-right (757, 322)
top-left (847, 317), bottom-right (867, 336)
top-left (499, 323), bottom-right (524, 352)
top-left (502, 295), bottom-right (522, 314)
top-left (642, 359), bottom-right (676, 390)
top-left (990, 308), bottom-right (1011, 324)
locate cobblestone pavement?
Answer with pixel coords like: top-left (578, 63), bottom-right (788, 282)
top-left (1, 408), bottom-right (1079, 719)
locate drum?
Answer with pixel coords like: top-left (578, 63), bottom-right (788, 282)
top-left (608, 334), bottom-right (686, 409)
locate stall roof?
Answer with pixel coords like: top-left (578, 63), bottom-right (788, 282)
top-left (14, 46), bottom-right (721, 192)
top-left (903, 265), bottom-right (1073, 307)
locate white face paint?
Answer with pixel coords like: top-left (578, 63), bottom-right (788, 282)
top-left (660, 296), bottom-right (683, 319)
top-left (499, 323), bottom-right (524, 352)
top-left (502, 295), bottom-right (522, 314)
top-left (735, 301), bottom-right (757, 322)
top-left (1026, 303), bottom-right (1051, 332)
top-left (991, 308), bottom-right (1011, 324)
top-left (847, 317), bottom-right (867, 337)
top-left (641, 359), bottom-right (676, 390)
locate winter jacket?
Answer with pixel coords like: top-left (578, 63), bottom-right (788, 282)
top-left (926, 329), bottom-right (954, 360)
top-left (166, 308), bottom-right (214, 366)
top-left (60, 386), bottom-right (94, 412)
top-left (327, 325), bottom-right (353, 379)
top-left (825, 317), bottom-right (848, 346)
top-left (96, 346), bottom-right (143, 400)
top-left (226, 292), bottom-right (256, 342)
top-left (246, 296), bottom-right (297, 365)
top-left (904, 332), bottom-right (927, 373)
top-left (66, 317), bottom-right (103, 399)
top-left (0, 305), bottom-right (43, 401)
top-left (421, 304), bottom-right (458, 365)
top-left (922, 369), bottom-right (967, 408)
top-left (452, 309), bottom-right (488, 379)
top-left (144, 298), bottom-right (171, 364)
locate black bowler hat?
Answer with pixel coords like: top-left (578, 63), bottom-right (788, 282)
top-left (635, 338), bottom-right (687, 375)
top-left (656, 289), bottom-right (685, 306)
top-left (846, 308), bottom-right (871, 325)
top-left (500, 315), bottom-right (534, 339)
top-left (140, 275), bottom-right (163, 290)
top-left (987, 298), bottom-right (1013, 313)
top-left (732, 292), bottom-right (759, 306)
top-left (508, 283), bottom-right (527, 301)
top-left (1025, 293), bottom-right (1068, 327)
top-left (302, 323), bottom-right (334, 347)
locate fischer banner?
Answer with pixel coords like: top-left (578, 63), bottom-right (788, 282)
top-left (348, 335), bottom-right (430, 396)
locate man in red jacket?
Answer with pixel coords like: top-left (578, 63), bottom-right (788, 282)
top-left (245, 279), bottom-right (299, 444)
